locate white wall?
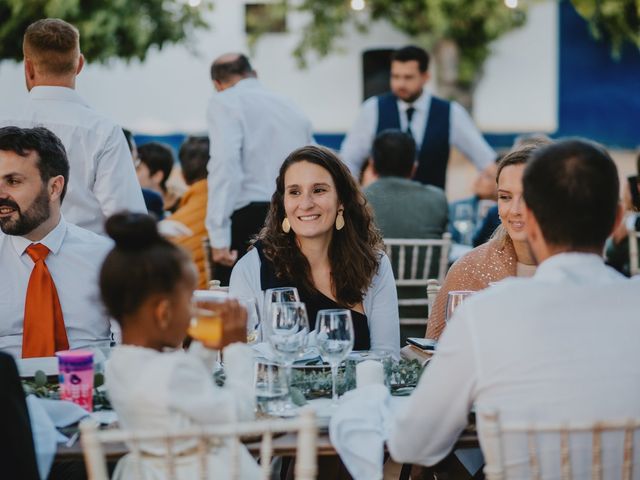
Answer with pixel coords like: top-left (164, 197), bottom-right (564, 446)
top-left (0, 0), bottom-right (557, 135)
top-left (474, 1), bottom-right (558, 132)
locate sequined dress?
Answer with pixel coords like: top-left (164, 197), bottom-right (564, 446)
top-left (425, 236), bottom-right (518, 340)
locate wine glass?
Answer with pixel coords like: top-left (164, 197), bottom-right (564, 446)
top-left (268, 301), bottom-right (309, 412)
top-left (453, 203), bottom-right (475, 246)
top-left (237, 296), bottom-right (261, 344)
top-left (445, 290), bottom-right (474, 324)
top-left (315, 309), bottom-right (355, 406)
top-left (263, 287), bottom-right (300, 340)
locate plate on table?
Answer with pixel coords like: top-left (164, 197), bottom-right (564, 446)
top-left (17, 356), bottom-right (58, 378)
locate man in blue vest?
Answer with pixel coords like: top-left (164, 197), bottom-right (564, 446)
top-left (341, 45), bottom-right (496, 190)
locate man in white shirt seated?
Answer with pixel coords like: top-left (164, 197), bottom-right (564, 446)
top-left (0, 18), bottom-right (146, 235)
top-left (0, 126), bottom-right (112, 358)
top-left (388, 138), bottom-right (640, 477)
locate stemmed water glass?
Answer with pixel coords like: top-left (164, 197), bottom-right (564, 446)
top-left (263, 287), bottom-right (300, 337)
top-left (315, 309), bottom-right (355, 406)
top-left (445, 290), bottom-right (475, 324)
top-left (267, 301), bottom-right (309, 412)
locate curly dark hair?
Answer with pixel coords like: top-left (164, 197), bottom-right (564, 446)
top-left (255, 146), bottom-right (383, 307)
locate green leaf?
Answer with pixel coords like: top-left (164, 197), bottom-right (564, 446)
top-left (34, 369), bottom-right (48, 388)
top-left (0, 0), bottom-right (212, 64)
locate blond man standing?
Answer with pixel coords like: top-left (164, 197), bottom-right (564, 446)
top-left (0, 18), bottom-right (146, 234)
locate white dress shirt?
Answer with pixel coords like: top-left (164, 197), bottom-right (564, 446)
top-left (229, 248), bottom-right (401, 358)
top-left (0, 86), bottom-right (147, 234)
top-left (388, 253), bottom-right (640, 477)
top-left (0, 216), bottom-right (113, 357)
top-left (205, 78), bottom-right (313, 248)
top-left (340, 90), bottom-right (496, 177)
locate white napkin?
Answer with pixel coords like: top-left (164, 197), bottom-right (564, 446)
top-left (27, 396), bottom-right (91, 479)
top-left (329, 384), bottom-right (391, 480)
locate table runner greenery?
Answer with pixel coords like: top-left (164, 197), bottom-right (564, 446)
top-left (22, 359), bottom-right (424, 410)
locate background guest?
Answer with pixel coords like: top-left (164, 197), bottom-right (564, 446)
top-left (448, 155), bottom-right (500, 246)
top-left (606, 151), bottom-right (640, 276)
top-left (364, 129), bottom-right (448, 240)
top-left (364, 129), bottom-right (448, 327)
top-left (136, 141), bottom-right (179, 212)
top-left (341, 45), bottom-right (496, 191)
top-left (205, 53), bottom-right (313, 283)
top-left (0, 18), bottom-right (146, 234)
top-left (230, 146), bottom-right (400, 357)
top-left (0, 126), bottom-right (112, 357)
top-left (122, 129), bottom-right (164, 221)
top-left (426, 145), bottom-right (539, 340)
top-left (165, 136), bottom-right (210, 289)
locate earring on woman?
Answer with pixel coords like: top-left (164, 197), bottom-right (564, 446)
top-left (335, 209), bottom-right (345, 231)
top-left (282, 217), bottom-right (291, 233)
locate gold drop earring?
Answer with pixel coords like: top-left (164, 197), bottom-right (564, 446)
top-left (282, 217), bottom-right (291, 233)
top-left (335, 209), bottom-right (345, 231)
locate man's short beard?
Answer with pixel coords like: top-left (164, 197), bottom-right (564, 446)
top-left (0, 186), bottom-right (51, 236)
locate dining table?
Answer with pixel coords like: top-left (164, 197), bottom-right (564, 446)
top-left (30, 345), bottom-right (479, 477)
top-left (55, 422), bottom-right (479, 461)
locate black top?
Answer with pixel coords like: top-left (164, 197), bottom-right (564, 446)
top-left (254, 242), bottom-right (371, 350)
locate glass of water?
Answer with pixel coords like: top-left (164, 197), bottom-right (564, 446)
top-left (445, 290), bottom-right (474, 324)
top-left (453, 203), bottom-right (475, 245)
top-left (315, 309), bottom-right (354, 406)
top-left (268, 301), bottom-right (309, 412)
top-left (254, 362), bottom-right (289, 415)
top-left (263, 287), bottom-right (300, 340)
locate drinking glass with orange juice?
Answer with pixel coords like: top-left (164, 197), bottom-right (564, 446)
top-left (189, 290), bottom-right (228, 349)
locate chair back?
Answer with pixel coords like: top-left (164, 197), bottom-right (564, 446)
top-left (480, 410), bottom-right (640, 480)
top-left (384, 234), bottom-right (451, 325)
top-left (628, 228), bottom-right (640, 276)
top-left (80, 409), bottom-right (317, 480)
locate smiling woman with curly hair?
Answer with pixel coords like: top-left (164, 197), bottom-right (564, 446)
top-left (229, 145), bottom-right (400, 356)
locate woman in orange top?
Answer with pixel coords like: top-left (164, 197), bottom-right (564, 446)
top-left (166, 136), bottom-right (210, 289)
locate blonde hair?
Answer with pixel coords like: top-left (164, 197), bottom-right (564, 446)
top-left (23, 18), bottom-right (80, 76)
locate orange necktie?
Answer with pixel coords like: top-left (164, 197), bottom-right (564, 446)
top-left (22, 243), bottom-right (69, 358)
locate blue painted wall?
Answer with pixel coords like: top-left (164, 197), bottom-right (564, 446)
top-left (557, 0), bottom-right (640, 147)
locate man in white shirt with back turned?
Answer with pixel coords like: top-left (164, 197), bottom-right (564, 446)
top-left (388, 139), bottom-right (640, 477)
top-left (0, 18), bottom-right (146, 235)
top-left (341, 45), bottom-right (496, 190)
top-left (205, 53), bottom-right (313, 283)
top-left (0, 126), bottom-right (112, 358)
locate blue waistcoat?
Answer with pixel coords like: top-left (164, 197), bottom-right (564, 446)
top-left (376, 93), bottom-right (450, 189)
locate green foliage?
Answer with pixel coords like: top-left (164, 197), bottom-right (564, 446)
top-left (0, 0), bottom-right (211, 63)
top-left (268, 0), bottom-right (527, 90)
top-left (22, 370), bottom-right (112, 410)
top-left (571, 0), bottom-right (640, 58)
top-left (289, 358), bottom-right (425, 398)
